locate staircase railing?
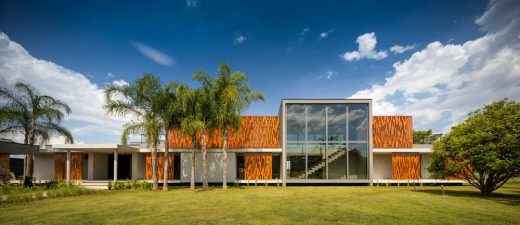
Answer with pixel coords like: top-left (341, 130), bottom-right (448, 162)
top-left (297, 149), bottom-right (346, 179)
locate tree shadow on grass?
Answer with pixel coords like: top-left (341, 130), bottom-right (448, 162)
top-left (416, 187), bottom-right (520, 206)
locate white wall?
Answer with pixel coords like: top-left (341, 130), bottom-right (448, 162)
top-left (421, 154), bottom-right (431, 179)
top-left (181, 152), bottom-right (236, 183)
top-left (88, 153), bottom-right (108, 180)
top-left (131, 153), bottom-right (146, 180)
top-left (373, 154), bottom-right (392, 179)
top-left (33, 154), bottom-right (54, 180)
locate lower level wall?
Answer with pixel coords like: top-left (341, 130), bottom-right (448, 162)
top-left (132, 153), bottom-right (145, 180)
top-left (0, 153), bottom-right (9, 183)
top-left (373, 153), bottom-right (434, 180)
top-left (180, 152), bottom-right (236, 183)
top-left (421, 154), bottom-right (431, 179)
top-left (33, 154), bottom-right (55, 180)
top-left (373, 154), bottom-right (392, 179)
top-left (88, 153), bottom-right (108, 180)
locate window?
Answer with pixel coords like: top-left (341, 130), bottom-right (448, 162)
top-left (286, 143), bottom-right (306, 179)
top-left (285, 103), bottom-right (369, 180)
top-left (236, 154), bottom-right (245, 180)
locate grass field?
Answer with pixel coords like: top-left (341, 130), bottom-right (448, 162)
top-left (0, 183), bottom-right (519, 225)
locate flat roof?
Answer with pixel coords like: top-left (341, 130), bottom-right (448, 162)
top-left (281, 98), bottom-right (373, 100)
top-left (0, 141), bottom-right (40, 154)
top-left (50, 144), bottom-right (139, 153)
top-left (373, 148), bottom-right (433, 154)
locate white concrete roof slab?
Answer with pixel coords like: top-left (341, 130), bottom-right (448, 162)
top-left (50, 144), bottom-right (139, 153)
top-left (0, 141), bottom-right (40, 154)
top-left (373, 148), bottom-right (433, 154)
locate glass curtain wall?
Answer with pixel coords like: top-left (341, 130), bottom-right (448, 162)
top-left (286, 103), bottom-right (368, 180)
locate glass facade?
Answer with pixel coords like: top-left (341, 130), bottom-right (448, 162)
top-left (285, 103), bottom-right (369, 180)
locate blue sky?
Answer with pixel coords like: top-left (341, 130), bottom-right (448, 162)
top-left (1, 0), bottom-right (519, 144)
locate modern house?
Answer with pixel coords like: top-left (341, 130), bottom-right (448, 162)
top-left (16, 99), bottom-right (462, 186)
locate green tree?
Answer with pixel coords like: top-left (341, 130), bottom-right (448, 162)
top-left (177, 84), bottom-right (202, 190)
top-left (155, 81), bottom-right (183, 191)
top-left (0, 82), bottom-right (74, 178)
top-left (192, 70), bottom-right (218, 191)
top-left (413, 129), bottom-right (432, 144)
top-left (429, 98), bottom-right (520, 195)
top-left (214, 63), bottom-right (264, 189)
top-left (104, 74), bottom-right (165, 191)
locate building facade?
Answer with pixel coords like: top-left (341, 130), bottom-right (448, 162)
top-left (28, 99), bottom-right (462, 186)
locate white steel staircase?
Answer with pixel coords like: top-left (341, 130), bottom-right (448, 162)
top-left (298, 150), bottom-right (346, 179)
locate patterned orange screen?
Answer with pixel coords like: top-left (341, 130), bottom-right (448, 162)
top-left (245, 153), bottom-right (272, 180)
top-left (168, 116), bottom-right (280, 148)
top-left (145, 154), bottom-right (174, 180)
top-left (54, 153), bottom-right (83, 180)
top-left (372, 116), bottom-right (413, 148)
top-left (392, 153), bottom-right (420, 180)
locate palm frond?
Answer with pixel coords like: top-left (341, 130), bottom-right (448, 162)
top-left (121, 121), bottom-right (145, 145)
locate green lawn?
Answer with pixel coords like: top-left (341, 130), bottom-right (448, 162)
top-left (0, 183), bottom-right (519, 225)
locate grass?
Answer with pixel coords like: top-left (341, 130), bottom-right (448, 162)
top-left (0, 184), bottom-right (94, 204)
top-left (0, 182), bottom-right (518, 225)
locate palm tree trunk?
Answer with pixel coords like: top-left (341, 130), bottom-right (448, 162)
top-left (23, 133), bottom-right (28, 178)
top-left (190, 135), bottom-right (196, 190)
top-left (162, 131), bottom-right (169, 191)
top-left (222, 128), bottom-right (228, 190)
top-left (201, 129), bottom-right (208, 191)
top-left (25, 124), bottom-right (35, 178)
top-left (151, 143), bottom-right (159, 191)
top-left (24, 155), bottom-right (33, 178)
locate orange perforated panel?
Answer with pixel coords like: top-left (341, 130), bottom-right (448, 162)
top-left (373, 116), bottom-right (413, 148)
top-left (54, 153), bottom-right (83, 180)
top-left (245, 153), bottom-right (272, 180)
top-left (168, 116), bottom-right (280, 149)
top-left (392, 153), bottom-right (420, 180)
top-left (145, 154), bottom-right (174, 180)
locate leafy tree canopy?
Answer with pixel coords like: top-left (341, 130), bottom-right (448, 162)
top-left (413, 129), bottom-right (432, 144)
top-left (428, 98), bottom-right (520, 195)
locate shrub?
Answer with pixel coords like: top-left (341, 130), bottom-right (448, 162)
top-left (0, 185), bottom-right (94, 204)
top-left (110, 181), bottom-right (150, 190)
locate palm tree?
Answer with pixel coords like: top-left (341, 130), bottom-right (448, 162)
top-left (104, 74), bottom-right (164, 191)
top-left (192, 71), bottom-right (218, 191)
top-left (214, 63), bottom-right (265, 189)
top-left (177, 84), bottom-right (202, 190)
top-left (0, 82), bottom-right (74, 178)
top-left (155, 82), bottom-right (183, 191)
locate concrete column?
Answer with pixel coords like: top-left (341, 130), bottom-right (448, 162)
top-left (113, 150), bottom-right (118, 182)
top-left (66, 149), bottom-right (71, 187)
top-left (87, 152), bottom-right (94, 180)
top-left (281, 102), bottom-right (287, 187)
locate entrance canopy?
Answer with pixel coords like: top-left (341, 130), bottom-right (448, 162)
top-left (51, 144), bottom-right (139, 153)
top-left (0, 141), bottom-right (40, 154)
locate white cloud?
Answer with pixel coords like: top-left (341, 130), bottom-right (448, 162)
top-left (325, 71), bottom-right (337, 79)
top-left (186, 0), bottom-right (198, 8)
top-left (0, 32), bottom-right (129, 143)
top-left (390, 44), bottom-right (415, 54)
top-left (317, 70), bottom-right (338, 80)
top-left (49, 136), bottom-right (84, 145)
top-left (298, 28), bottom-right (310, 43)
top-left (131, 41), bottom-right (175, 66)
top-left (340, 32), bottom-right (388, 61)
top-left (319, 29), bottom-right (335, 39)
top-left (233, 32), bottom-right (247, 45)
top-left (350, 0), bottom-right (520, 133)
top-left (107, 72), bottom-right (114, 78)
top-left (112, 79), bottom-right (129, 87)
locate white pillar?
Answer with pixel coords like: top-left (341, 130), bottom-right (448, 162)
top-left (66, 149), bottom-right (71, 187)
top-left (113, 150), bottom-right (118, 182)
top-left (87, 152), bottom-right (94, 180)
